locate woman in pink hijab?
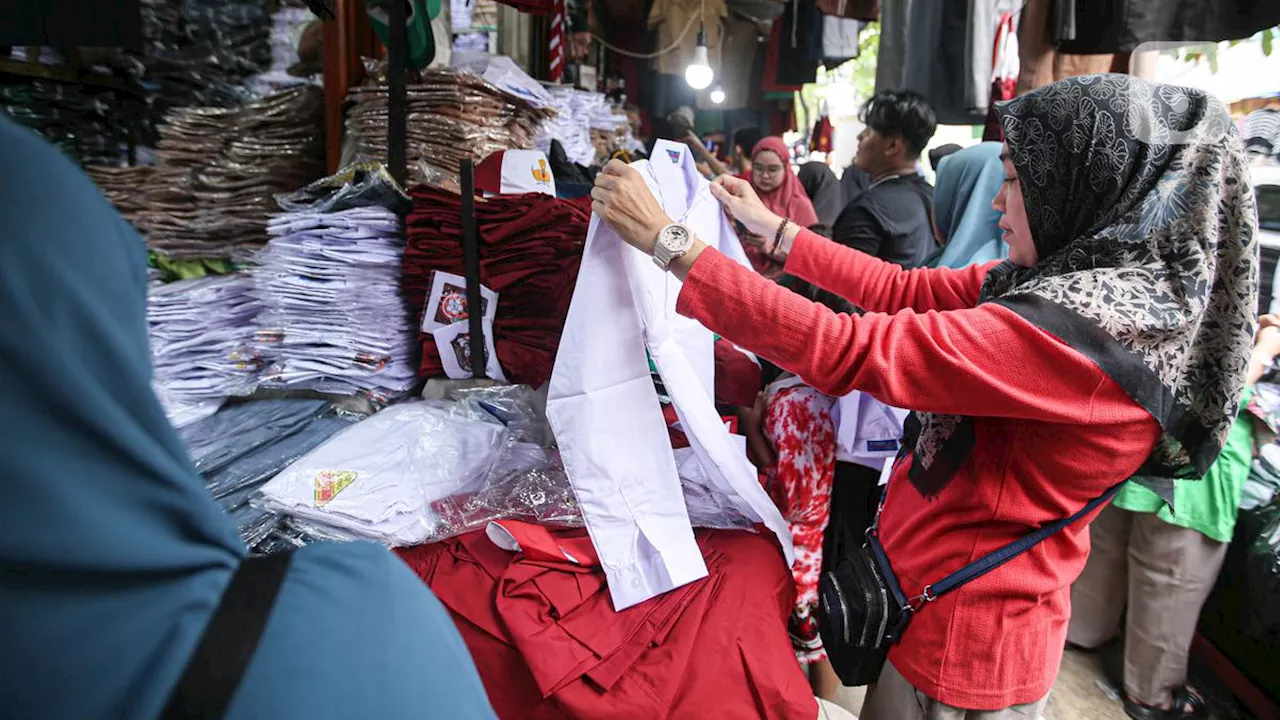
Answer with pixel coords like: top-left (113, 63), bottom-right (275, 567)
top-left (743, 137), bottom-right (820, 278)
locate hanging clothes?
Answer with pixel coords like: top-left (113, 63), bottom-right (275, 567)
top-left (901, 0), bottom-right (976, 124)
top-left (873, 0), bottom-right (913, 92)
top-left (0, 115), bottom-right (496, 720)
top-left (982, 10), bottom-right (1019, 141)
top-left (647, 0), bottom-right (728, 76)
top-left (815, 0), bottom-right (878, 20)
top-left (1058, 0), bottom-right (1280, 55)
top-left (899, 0), bottom-right (1020, 125)
top-left (964, 0), bottom-right (1023, 115)
top-left (763, 0), bottom-right (820, 91)
top-left (808, 104), bottom-right (836, 155)
top-left (822, 15), bottom-right (863, 63)
top-left (703, 14), bottom-right (764, 111)
top-left (1016, 0), bottom-right (1124, 94)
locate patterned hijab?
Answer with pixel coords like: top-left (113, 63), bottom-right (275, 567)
top-left (903, 75), bottom-right (1258, 504)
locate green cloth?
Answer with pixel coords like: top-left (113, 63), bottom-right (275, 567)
top-left (149, 253), bottom-right (234, 280)
top-left (1115, 385), bottom-right (1255, 543)
top-left (648, 334), bottom-right (722, 373)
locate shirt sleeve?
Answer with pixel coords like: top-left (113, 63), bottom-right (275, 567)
top-left (785, 228), bottom-right (995, 313)
top-left (677, 249), bottom-right (1149, 425)
top-left (831, 204), bottom-right (884, 257)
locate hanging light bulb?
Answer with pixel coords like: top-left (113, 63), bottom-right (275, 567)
top-left (709, 85), bottom-right (725, 104)
top-left (685, 25), bottom-right (714, 90)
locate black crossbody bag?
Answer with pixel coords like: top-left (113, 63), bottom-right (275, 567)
top-left (817, 482), bottom-right (1123, 686)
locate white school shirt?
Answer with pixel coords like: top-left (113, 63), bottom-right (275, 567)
top-left (259, 401), bottom-right (507, 546)
top-left (831, 391), bottom-right (910, 470)
top-left (547, 139), bottom-right (793, 610)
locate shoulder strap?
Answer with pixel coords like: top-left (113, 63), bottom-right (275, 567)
top-left (923, 483), bottom-right (1124, 602)
top-left (160, 550), bottom-right (295, 720)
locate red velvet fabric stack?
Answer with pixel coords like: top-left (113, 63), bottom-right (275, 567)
top-left (396, 524), bottom-right (815, 720)
top-left (403, 187), bottom-right (589, 388)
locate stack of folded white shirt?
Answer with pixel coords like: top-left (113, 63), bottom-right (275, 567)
top-left (148, 274), bottom-right (263, 415)
top-left (254, 206), bottom-right (418, 402)
top-left (535, 86), bottom-right (603, 167)
top-left (258, 401), bottom-right (509, 546)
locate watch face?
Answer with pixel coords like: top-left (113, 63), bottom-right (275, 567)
top-left (662, 224), bottom-right (693, 252)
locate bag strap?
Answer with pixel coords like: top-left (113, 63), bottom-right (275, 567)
top-left (160, 550), bottom-right (295, 720)
top-left (914, 483), bottom-right (1123, 606)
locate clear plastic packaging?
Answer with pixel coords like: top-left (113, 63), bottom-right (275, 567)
top-left (230, 503), bottom-right (280, 547)
top-left (446, 384), bottom-right (552, 447)
top-left (413, 159), bottom-right (462, 194)
top-left (274, 160), bottom-right (410, 215)
top-left (426, 450), bottom-right (584, 542)
top-left (420, 442), bottom-right (755, 544)
top-left (257, 401), bottom-right (509, 546)
top-left (179, 398), bottom-right (329, 475)
top-left (205, 414), bottom-right (356, 503)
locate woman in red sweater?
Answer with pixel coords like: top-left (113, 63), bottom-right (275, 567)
top-left (590, 75), bottom-right (1258, 717)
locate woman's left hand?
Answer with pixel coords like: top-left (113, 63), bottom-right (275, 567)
top-left (592, 160), bottom-right (672, 255)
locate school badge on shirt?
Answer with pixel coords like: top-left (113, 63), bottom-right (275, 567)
top-left (315, 470), bottom-right (358, 507)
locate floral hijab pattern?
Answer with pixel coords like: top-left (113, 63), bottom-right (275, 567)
top-left (904, 75), bottom-right (1259, 504)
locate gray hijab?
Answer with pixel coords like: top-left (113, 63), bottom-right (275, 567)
top-left (904, 75), bottom-right (1258, 503)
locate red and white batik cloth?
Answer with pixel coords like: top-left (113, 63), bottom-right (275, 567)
top-left (761, 379), bottom-right (837, 665)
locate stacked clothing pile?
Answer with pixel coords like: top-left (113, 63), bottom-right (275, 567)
top-left (131, 86), bottom-right (324, 260)
top-left (1, 51), bottom-right (148, 166)
top-left (177, 399), bottom-right (357, 548)
top-left (85, 166), bottom-right (155, 222)
top-left (140, 0), bottom-right (271, 112)
top-left (257, 399), bottom-right (517, 546)
top-left (403, 186), bottom-right (589, 388)
top-left (535, 86), bottom-right (606, 167)
top-left (345, 67), bottom-right (552, 180)
top-left (148, 274), bottom-right (262, 424)
top-left (254, 204), bottom-right (417, 402)
top-left (451, 0), bottom-right (499, 29)
top-left (243, 4), bottom-right (321, 98)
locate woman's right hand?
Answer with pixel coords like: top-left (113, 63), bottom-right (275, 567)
top-left (711, 174), bottom-right (782, 238)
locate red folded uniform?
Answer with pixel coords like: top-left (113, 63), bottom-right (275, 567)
top-left (403, 187), bottom-right (589, 388)
top-left (397, 525), bottom-right (816, 719)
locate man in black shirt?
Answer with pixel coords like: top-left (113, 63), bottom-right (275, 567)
top-left (832, 90), bottom-right (938, 268)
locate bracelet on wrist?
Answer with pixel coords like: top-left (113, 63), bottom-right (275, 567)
top-left (770, 218), bottom-right (791, 260)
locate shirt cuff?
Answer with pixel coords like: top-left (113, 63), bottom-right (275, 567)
top-left (781, 228), bottom-right (825, 281)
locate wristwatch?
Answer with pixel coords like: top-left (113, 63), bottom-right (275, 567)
top-left (652, 222), bottom-right (694, 270)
